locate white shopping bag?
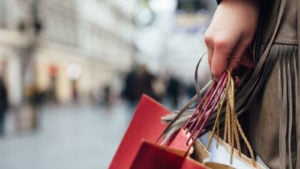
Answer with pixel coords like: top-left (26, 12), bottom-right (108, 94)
top-left (199, 133), bottom-right (269, 169)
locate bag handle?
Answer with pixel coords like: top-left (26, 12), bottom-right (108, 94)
top-left (160, 71), bottom-right (229, 156)
top-left (206, 73), bottom-right (256, 166)
top-left (157, 53), bottom-right (211, 144)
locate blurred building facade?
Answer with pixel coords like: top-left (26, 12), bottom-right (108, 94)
top-left (133, 0), bottom-right (216, 83)
top-left (0, 0), bottom-right (136, 105)
top-left (0, 0), bottom-right (217, 106)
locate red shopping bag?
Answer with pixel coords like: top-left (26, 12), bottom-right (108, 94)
top-left (110, 72), bottom-right (230, 169)
top-left (109, 95), bottom-right (171, 169)
top-left (128, 76), bottom-right (229, 169)
top-left (130, 140), bottom-right (209, 169)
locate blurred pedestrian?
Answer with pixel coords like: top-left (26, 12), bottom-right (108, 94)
top-left (152, 77), bottom-right (166, 103)
top-left (135, 64), bottom-right (156, 99)
top-left (122, 64), bottom-right (156, 112)
top-left (166, 75), bottom-right (181, 109)
top-left (0, 75), bottom-right (8, 136)
top-left (122, 66), bottom-right (138, 110)
top-left (102, 84), bottom-right (111, 107)
top-left (186, 82), bottom-right (196, 99)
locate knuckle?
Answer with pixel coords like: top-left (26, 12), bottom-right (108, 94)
top-left (241, 38), bottom-right (252, 47)
top-left (231, 57), bottom-right (242, 62)
top-left (204, 33), bottom-right (213, 46)
top-left (210, 67), bottom-right (220, 78)
top-left (204, 33), bottom-right (231, 51)
top-left (213, 38), bottom-right (227, 50)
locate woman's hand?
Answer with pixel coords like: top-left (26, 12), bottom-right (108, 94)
top-left (204, 0), bottom-right (259, 80)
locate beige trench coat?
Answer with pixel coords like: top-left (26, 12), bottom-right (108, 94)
top-left (238, 0), bottom-right (299, 169)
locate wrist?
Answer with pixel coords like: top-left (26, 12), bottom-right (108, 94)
top-left (219, 0), bottom-right (259, 6)
top-left (219, 0), bottom-right (260, 15)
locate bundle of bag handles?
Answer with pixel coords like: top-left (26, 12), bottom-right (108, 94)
top-left (157, 67), bottom-right (256, 166)
top-left (205, 71), bottom-right (255, 166)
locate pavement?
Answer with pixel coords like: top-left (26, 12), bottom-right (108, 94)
top-left (0, 101), bottom-right (132, 169)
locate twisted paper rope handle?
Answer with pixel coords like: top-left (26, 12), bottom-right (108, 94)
top-left (207, 71), bottom-right (256, 166)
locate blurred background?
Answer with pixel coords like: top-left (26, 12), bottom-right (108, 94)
top-left (0, 0), bottom-right (216, 168)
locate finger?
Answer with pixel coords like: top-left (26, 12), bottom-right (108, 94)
top-left (204, 34), bottom-right (214, 70)
top-left (240, 51), bottom-right (255, 68)
top-left (228, 39), bottom-right (251, 72)
top-left (207, 46), bottom-right (214, 71)
top-left (211, 40), bottom-right (232, 80)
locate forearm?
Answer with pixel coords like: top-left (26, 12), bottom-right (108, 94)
top-left (217, 0), bottom-right (260, 27)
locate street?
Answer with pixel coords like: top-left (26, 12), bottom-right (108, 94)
top-left (0, 102), bottom-right (131, 169)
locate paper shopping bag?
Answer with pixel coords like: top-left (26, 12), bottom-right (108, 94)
top-left (192, 136), bottom-right (235, 169)
top-left (130, 140), bottom-right (210, 169)
top-left (200, 133), bottom-right (268, 169)
top-left (109, 95), bottom-right (171, 169)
